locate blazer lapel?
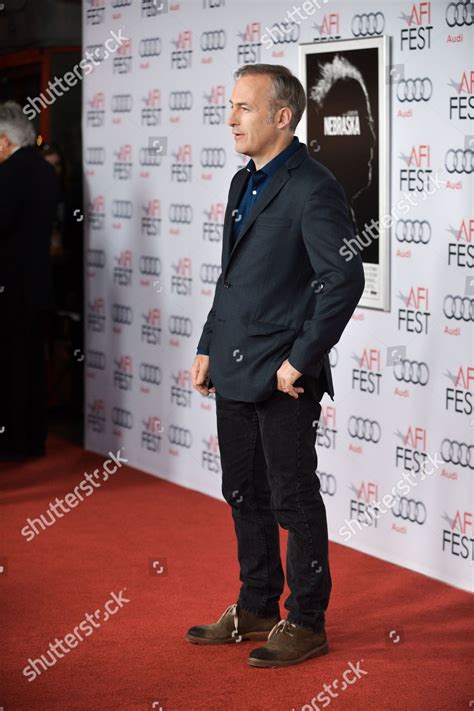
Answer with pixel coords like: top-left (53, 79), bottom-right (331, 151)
top-left (223, 169), bottom-right (290, 276)
top-left (221, 167), bottom-right (251, 272)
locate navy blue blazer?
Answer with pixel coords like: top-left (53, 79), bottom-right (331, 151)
top-left (197, 142), bottom-right (365, 402)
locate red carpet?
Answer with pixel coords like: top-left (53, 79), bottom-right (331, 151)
top-left (1, 436), bottom-right (472, 710)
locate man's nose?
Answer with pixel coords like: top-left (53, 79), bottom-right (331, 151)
top-left (226, 109), bottom-right (237, 127)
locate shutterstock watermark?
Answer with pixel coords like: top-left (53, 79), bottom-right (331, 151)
top-left (22, 28), bottom-right (129, 120)
top-left (22, 589), bottom-right (130, 682)
top-left (262, 0), bottom-right (330, 49)
top-left (339, 451), bottom-right (443, 543)
top-left (20, 449), bottom-right (128, 541)
top-left (339, 172), bottom-right (447, 262)
top-left (293, 659), bottom-right (368, 710)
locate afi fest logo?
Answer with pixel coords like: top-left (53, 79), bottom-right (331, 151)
top-left (395, 425), bottom-right (428, 475)
top-left (447, 218), bottom-right (473, 272)
top-left (351, 348), bottom-right (382, 395)
top-left (88, 195), bottom-right (105, 230)
top-left (171, 257), bottom-right (192, 296)
top-left (442, 510), bottom-right (473, 564)
top-left (397, 286), bottom-right (430, 334)
top-left (399, 144), bottom-right (432, 192)
top-left (141, 199), bottom-right (161, 237)
top-left (87, 297), bottom-right (106, 333)
top-left (171, 30), bottom-right (192, 69)
top-left (113, 144), bottom-right (132, 180)
top-left (171, 370), bottom-right (193, 408)
top-left (141, 416), bottom-right (163, 452)
top-left (201, 435), bottom-right (221, 474)
top-left (113, 37), bottom-right (132, 74)
top-left (400, 2), bottom-right (433, 50)
top-left (86, 92), bottom-right (105, 127)
top-left (350, 481), bottom-right (380, 529)
top-left (445, 365), bottom-right (473, 415)
top-left (113, 250), bottom-right (133, 286)
top-left (237, 22), bottom-right (262, 64)
top-left (313, 12), bottom-right (341, 41)
top-left (315, 404), bottom-right (337, 450)
top-left (449, 69), bottom-right (474, 119)
top-left (203, 85), bottom-right (226, 125)
top-left (171, 145), bottom-right (192, 182)
top-left (87, 399), bottom-right (106, 433)
top-left (113, 355), bottom-right (133, 391)
top-left (141, 89), bottom-right (161, 126)
top-left (203, 203), bottom-right (224, 243)
top-left (141, 308), bottom-right (161, 346)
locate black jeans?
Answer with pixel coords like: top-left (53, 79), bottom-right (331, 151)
top-left (215, 375), bottom-right (331, 633)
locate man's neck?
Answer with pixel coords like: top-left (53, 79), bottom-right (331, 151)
top-left (252, 136), bottom-right (295, 171)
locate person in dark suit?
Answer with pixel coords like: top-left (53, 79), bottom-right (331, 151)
top-left (0, 101), bottom-right (59, 459)
top-left (187, 66), bottom-right (364, 667)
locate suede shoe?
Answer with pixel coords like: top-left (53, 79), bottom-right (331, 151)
top-left (247, 619), bottom-right (329, 667)
top-left (186, 603), bottom-right (280, 645)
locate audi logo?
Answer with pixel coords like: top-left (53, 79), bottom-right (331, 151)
top-left (86, 350), bottom-right (106, 370)
top-left (347, 416), bottom-right (381, 443)
top-left (169, 204), bottom-right (193, 224)
top-left (317, 470), bottom-right (336, 496)
top-left (168, 425), bottom-right (193, 448)
top-left (392, 497), bottom-right (427, 525)
top-left (168, 315), bottom-right (192, 337)
top-left (395, 220), bottom-right (431, 244)
top-left (446, 1), bottom-right (474, 27)
top-left (169, 91), bottom-right (193, 111)
top-left (393, 359), bottom-right (430, 386)
top-left (86, 147), bottom-right (105, 165)
top-left (351, 12), bottom-right (385, 36)
top-left (112, 200), bottom-right (133, 219)
top-left (112, 304), bottom-right (133, 325)
top-left (200, 29), bottom-right (226, 51)
top-left (86, 249), bottom-right (106, 268)
top-left (112, 0), bottom-right (131, 6)
top-left (268, 21), bottom-right (300, 43)
top-left (139, 363), bottom-right (162, 385)
top-left (111, 94), bottom-right (133, 113)
top-left (443, 295), bottom-right (474, 321)
top-left (111, 407), bottom-right (133, 429)
top-left (441, 439), bottom-right (474, 470)
top-left (200, 148), bottom-right (226, 169)
top-left (139, 256), bottom-right (161, 276)
top-left (200, 263), bottom-right (221, 284)
top-left (396, 78), bottom-right (433, 103)
top-left (445, 148), bottom-right (474, 174)
top-left (139, 37), bottom-right (162, 57)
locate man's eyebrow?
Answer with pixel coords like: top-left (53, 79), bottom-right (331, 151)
top-left (229, 100), bottom-right (251, 107)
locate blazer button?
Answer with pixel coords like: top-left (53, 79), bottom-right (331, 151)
top-left (223, 280), bottom-right (231, 288)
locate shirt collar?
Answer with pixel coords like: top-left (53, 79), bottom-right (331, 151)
top-left (245, 136), bottom-right (300, 177)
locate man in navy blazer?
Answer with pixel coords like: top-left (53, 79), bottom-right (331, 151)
top-left (188, 65), bottom-right (364, 667)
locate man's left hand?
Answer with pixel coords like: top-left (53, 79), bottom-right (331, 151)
top-left (276, 359), bottom-right (304, 399)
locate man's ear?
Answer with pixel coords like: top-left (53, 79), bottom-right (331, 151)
top-left (277, 106), bottom-right (293, 130)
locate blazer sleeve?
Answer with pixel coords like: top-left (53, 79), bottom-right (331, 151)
top-left (196, 271), bottom-right (222, 354)
top-left (288, 177), bottom-right (365, 374)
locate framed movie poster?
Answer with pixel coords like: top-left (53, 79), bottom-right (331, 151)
top-left (298, 37), bottom-right (390, 311)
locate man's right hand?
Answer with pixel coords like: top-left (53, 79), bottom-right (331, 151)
top-left (191, 354), bottom-right (215, 396)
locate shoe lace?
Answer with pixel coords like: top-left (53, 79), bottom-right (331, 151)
top-left (268, 619), bottom-right (297, 641)
top-left (217, 603), bottom-right (242, 643)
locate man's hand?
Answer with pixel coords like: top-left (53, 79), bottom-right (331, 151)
top-left (191, 354), bottom-right (216, 396)
top-left (276, 359), bottom-right (304, 399)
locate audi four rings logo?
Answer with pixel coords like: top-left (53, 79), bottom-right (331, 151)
top-left (139, 363), bottom-right (162, 385)
top-left (200, 148), bottom-right (226, 168)
top-left (441, 439), bottom-right (474, 470)
top-left (392, 497), bottom-right (427, 525)
top-left (87, 249), bottom-right (106, 268)
top-left (318, 471), bottom-right (336, 496)
top-left (112, 407), bottom-right (133, 429)
top-left (443, 295), bottom-right (474, 321)
top-left (200, 30), bottom-right (226, 51)
top-left (112, 304), bottom-right (133, 324)
top-left (393, 359), bottom-right (430, 386)
top-left (445, 149), bottom-right (473, 174)
top-left (348, 416), bottom-right (381, 443)
top-left (200, 264), bottom-right (221, 284)
top-left (111, 94), bottom-right (133, 112)
top-left (169, 91), bottom-right (193, 111)
top-left (112, 0), bottom-right (131, 7)
top-left (396, 220), bottom-right (432, 244)
top-left (396, 78), bottom-right (433, 103)
top-left (168, 316), bottom-right (192, 336)
top-left (139, 256), bottom-right (161, 276)
top-left (269, 22), bottom-right (300, 43)
top-left (169, 204), bottom-right (193, 223)
top-left (86, 147), bottom-right (105, 164)
top-left (86, 350), bottom-right (106, 370)
top-left (112, 200), bottom-right (133, 219)
top-left (168, 425), bottom-right (193, 448)
top-left (139, 37), bottom-right (162, 57)
top-left (446, 2), bottom-right (474, 26)
top-left (351, 12), bottom-right (385, 36)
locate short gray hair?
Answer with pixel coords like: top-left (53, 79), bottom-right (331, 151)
top-left (0, 101), bottom-right (36, 147)
top-left (234, 64), bottom-right (306, 132)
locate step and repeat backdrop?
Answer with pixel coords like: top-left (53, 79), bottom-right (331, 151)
top-left (82, 0), bottom-right (473, 592)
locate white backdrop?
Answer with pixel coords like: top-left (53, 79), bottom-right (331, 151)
top-left (82, 0), bottom-right (473, 592)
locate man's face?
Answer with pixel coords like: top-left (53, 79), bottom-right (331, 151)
top-left (0, 134), bottom-right (14, 163)
top-left (226, 74), bottom-right (280, 158)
